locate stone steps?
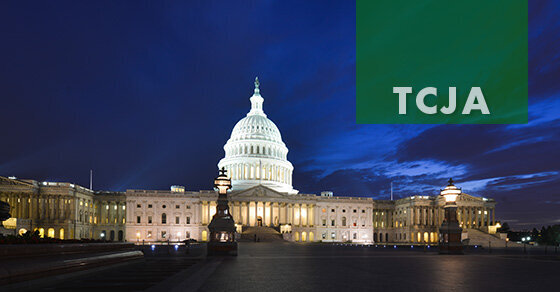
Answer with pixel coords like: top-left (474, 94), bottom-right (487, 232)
top-left (466, 228), bottom-right (521, 248)
top-left (240, 226), bottom-right (284, 242)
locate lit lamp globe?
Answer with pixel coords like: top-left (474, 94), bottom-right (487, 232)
top-left (438, 178), bottom-right (464, 254)
top-left (441, 181), bottom-right (461, 204)
top-left (207, 167), bottom-right (238, 256)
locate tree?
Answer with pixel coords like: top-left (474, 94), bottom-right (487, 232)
top-left (497, 222), bottom-right (510, 233)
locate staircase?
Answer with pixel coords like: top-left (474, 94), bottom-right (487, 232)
top-left (466, 228), bottom-right (522, 248)
top-left (240, 226), bottom-right (284, 242)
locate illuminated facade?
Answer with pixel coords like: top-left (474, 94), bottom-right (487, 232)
top-left (0, 79), bottom-right (497, 243)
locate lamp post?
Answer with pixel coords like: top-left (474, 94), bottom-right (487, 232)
top-left (207, 167), bottom-right (237, 256)
top-left (439, 178), bottom-right (463, 254)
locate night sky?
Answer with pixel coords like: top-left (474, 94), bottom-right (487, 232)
top-left (1, 1), bottom-right (558, 229)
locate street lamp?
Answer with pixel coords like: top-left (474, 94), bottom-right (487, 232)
top-left (207, 167), bottom-right (237, 256)
top-left (439, 178), bottom-right (464, 254)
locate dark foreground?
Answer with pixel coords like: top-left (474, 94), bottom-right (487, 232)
top-left (4, 242), bottom-right (559, 291)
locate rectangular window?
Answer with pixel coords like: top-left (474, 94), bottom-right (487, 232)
top-left (137, 204), bottom-right (141, 208)
top-left (175, 217), bottom-right (180, 224)
top-left (331, 220), bottom-right (335, 226)
top-left (322, 233), bottom-right (326, 239)
top-left (186, 217), bottom-right (191, 224)
top-left (322, 219), bottom-right (326, 226)
top-left (148, 204), bottom-right (152, 208)
top-left (176, 205), bottom-right (180, 209)
top-left (148, 216), bottom-right (152, 224)
top-left (161, 231), bottom-right (166, 239)
top-left (137, 216), bottom-right (141, 223)
top-left (362, 210), bottom-right (365, 213)
top-left (353, 233), bottom-right (357, 239)
top-left (187, 205), bottom-right (191, 209)
top-left (147, 231), bottom-right (152, 238)
top-left (331, 232), bottom-right (336, 239)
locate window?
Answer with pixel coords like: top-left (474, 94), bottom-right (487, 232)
top-left (136, 216), bottom-right (141, 223)
top-left (331, 220), bottom-right (335, 226)
top-left (148, 204), bottom-right (152, 208)
top-left (186, 217), bottom-right (191, 224)
top-left (175, 216), bottom-right (180, 224)
top-left (331, 232), bottom-right (336, 239)
top-left (322, 233), bottom-right (326, 239)
top-left (342, 217), bottom-right (347, 226)
top-left (331, 209), bottom-right (335, 212)
top-left (362, 210), bottom-right (365, 213)
top-left (161, 231), bottom-right (166, 238)
top-left (137, 204), bottom-right (141, 208)
top-left (147, 231), bottom-right (152, 238)
top-left (176, 205), bottom-right (180, 209)
top-left (186, 231), bottom-right (190, 238)
top-left (342, 209), bottom-right (346, 213)
top-left (148, 216), bottom-right (152, 224)
top-left (162, 213), bottom-right (167, 224)
top-left (353, 233), bottom-right (357, 239)
top-left (322, 219), bottom-right (326, 226)
top-left (187, 205), bottom-right (191, 209)
top-left (353, 209), bottom-right (357, 213)
top-left (162, 205), bottom-right (166, 209)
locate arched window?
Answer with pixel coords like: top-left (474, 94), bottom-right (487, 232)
top-left (374, 233), bottom-right (378, 242)
top-left (378, 233), bottom-right (383, 242)
top-left (118, 230), bottom-right (124, 241)
top-left (47, 228), bottom-right (55, 238)
top-left (386, 233), bottom-right (389, 242)
top-left (110, 230), bottom-right (115, 241)
top-left (59, 228), bottom-right (64, 239)
top-left (342, 217), bottom-right (347, 226)
top-left (162, 213), bottom-right (167, 224)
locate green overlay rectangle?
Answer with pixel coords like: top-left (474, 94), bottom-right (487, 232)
top-left (356, 0), bottom-right (528, 124)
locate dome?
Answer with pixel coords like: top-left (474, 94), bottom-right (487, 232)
top-left (218, 78), bottom-right (297, 194)
top-left (229, 114), bottom-right (283, 144)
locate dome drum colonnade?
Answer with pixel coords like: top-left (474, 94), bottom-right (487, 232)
top-left (218, 78), bottom-right (296, 194)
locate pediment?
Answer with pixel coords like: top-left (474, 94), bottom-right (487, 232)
top-left (229, 185), bottom-right (289, 200)
top-left (0, 176), bottom-right (34, 187)
top-left (458, 193), bottom-right (483, 202)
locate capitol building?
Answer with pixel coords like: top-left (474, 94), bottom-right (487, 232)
top-left (0, 79), bottom-right (498, 244)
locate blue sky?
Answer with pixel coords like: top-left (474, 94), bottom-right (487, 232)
top-left (0, 1), bottom-right (558, 229)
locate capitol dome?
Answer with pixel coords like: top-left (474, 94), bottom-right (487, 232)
top-left (218, 78), bottom-right (297, 194)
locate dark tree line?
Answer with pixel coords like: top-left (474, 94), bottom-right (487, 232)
top-left (531, 225), bottom-right (560, 246)
top-left (499, 222), bottom-right (560, 246)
